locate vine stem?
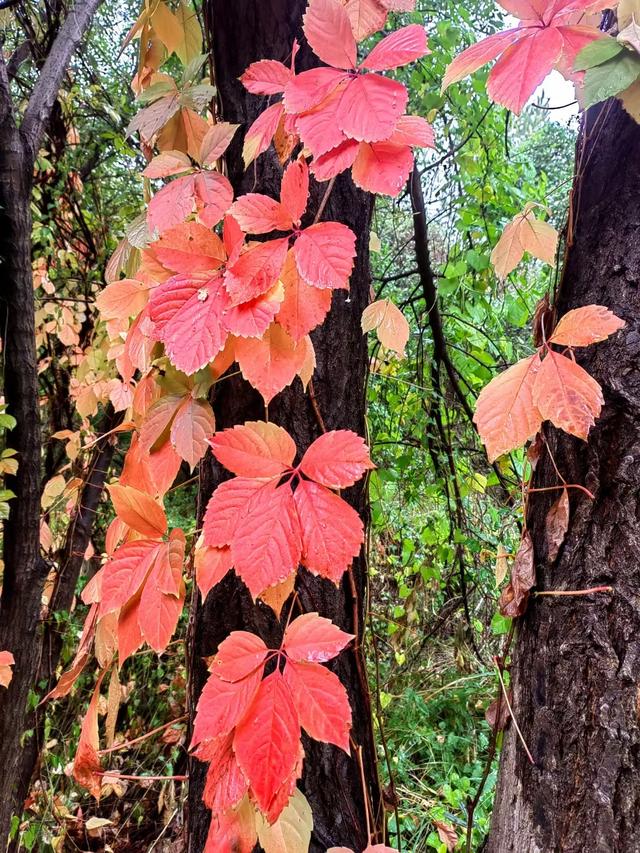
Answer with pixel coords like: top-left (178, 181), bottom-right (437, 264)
top-left (97, 715), bottom-right (187, 755)
top-left (313, 175), bottom-right (336, 224)
top-left (534, 586), bottom-right (613, 597)
top-left (528, 483), bottom-right (595, 500)
top-left (493, 656), bottom-right (535, 766)
top-left (96, 771), bottom-right (188, 782)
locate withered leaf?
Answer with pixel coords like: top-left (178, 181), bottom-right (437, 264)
top-left (486, 690), bottom-right (512, 732)
top-left (499, 532), bottom-right (535, 618)
top-left (434, 819), bottom-right (458, 852)
top-left (545, 488), bottom-right (569, 564)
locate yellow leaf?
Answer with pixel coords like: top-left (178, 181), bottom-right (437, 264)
top-left (150, 1), bottom-right (182, 56)
top-left (175, 1), bottom-right (203, 65)
top-left (490, 218), bottom-right (524, 279)
top-left (519, 214), bottom-right (558, 266)
top-left (361, 298), bottom-right (410, 356)
top-left (256, 789), bottom-right (313, 853)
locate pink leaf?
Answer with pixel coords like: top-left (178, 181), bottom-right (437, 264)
top-left (223, 292), bottom-right (282, 338)
top-left (284, 67), bottom-right (347, 113)
top-left (224, 238), bottom-right (289, 305)
top-left (203, 477), bottom-right (267, 548)
top-left (229, 194), bottom-right (293, 234)
top-left (170, 396), bottom-right (216, 469)
top-left (360, 23), bottom-right (429, 71)
top-left (390, 115), bottom-right (436, 148)
top-left (299, 429), bottom-right (374, 488)
top-left (295, 81), bottom-right (350, 157)
top-left (243, 102), bottom-right (284, 167)
top-left (231, 482), bottom-right (302, 597)
top-left (294, 222), bottom-right (356, 290)
top-left (303, 0), bottom-right (357, 69)
top-left (352, 141), bottom-right (414, 196)
top-left (311, 139), bottom-right (359, 182)
top-left (201, 736), bottom-right (249, 813)
top-left (153, 222), bottom-right (226, 274)
top-left (337, 74), bottom-right (408, 142)
top-left (442, 28), bottom-right (524, 91)
top-left (195, 544), bottom-right (234, 598)
top-left (235, 323), bottom-right (309, 403)
top-left (100, 540), bottom-right (160, 614)
top-left (294, 479), bottom-right (363, 581)
top-left (194, 172), bottom-right (235, 229)
top-left (210, 421), bottom-right (296, 478)
top-left (280, 159), bottom-right (309, 226)
top-left (276, 251), bottom-right (333, 341)
top-left (487, 27), bottom-right (564, 114)
top-left (241, 59), bottom-right (292, 95)
top-left (149, 273), bottom-right (229, 374)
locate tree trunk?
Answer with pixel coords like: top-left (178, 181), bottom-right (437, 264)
top-left (0, 123), bottom-right (47, 849)
top-left (488, 100), bottom-right (640, 853)
top-left (187, 2), bottom-right (382, 850)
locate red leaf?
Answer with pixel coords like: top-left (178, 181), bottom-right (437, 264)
top-left (100, 539), bottom-right (160, 614)
top-left (548, 305), bottom-right (625, 347)
top-left (295, 81), bottom-right (351, 157)
top-left (283, 612), bottom-right (354, 663)
top-left (360, 23), bottom-right (429, 71)
top-left (147, 174), bottom-right (197, 234)
top-left (294, 222), bottom-right (356, 290)
top-left (117, 595), bottom-right (145, 664)
top-left (73, 673), bottom-right (105, 799)
top-left (280, 159), bottom-right (309, 226)
top-left (203, 477), bottom-right (267, 548)
top-left (210, 631), bottom-right (269, 682)
top-left (138, 552), bottom-right (185, 653)
top-left (193, 172), bottom-right (235, 229)
top-left (229, 193), bottom-right (293, 234)
top-left (299, 430), bottom-right (374, 488)
top-left (201, 735), bottom-right (249, 813)
top-left (233, 670), bottom-right (302, 815)
top-left (390, 114), bottom-right (436, 148)
top-left (139, 394), bottom-right (183, 454)
top-left (149, 273), bottom-right (229, 374)
top-left (339, 73), bottom-right (407, 142)
top-left (204, 797), bottom-right (257, 853)
top-left (442, 28), bottom-right (523, 90)
top-left (487, 27), bottom-right (564, 115)
top-left (170, 396), bottom-right (216, 469)
top-left (284, 66), bottom-right (346, 114)
top-left (235, 323), bottom-right (309, 403)
top-left (312, 138), bottom-right (360, 182)
top-left (294, 479), bottom-right (363, 581)
top-left (533, 350), bottom-right (604, 440)
top-left (223, 290), bottom-right (282, 338)
top-left (303, 0), bottom-right (357, 69)
top-left (243, 102), bottom-right (284, 167)
top-left (241, 59), bottom-right (292, 95)
top-left (231, 482), bottom-right (302, 597)
top-left (284, 661), bottom-right (351, 752)
top-left (191, 668), bottom-right (262, 748)
top-left (224, 238), bottom-right (289, 305)
top-left (343, 0), bottom-right (388, 41)
top-left (209, 421), bottom-right (296, 478)
top-left (108, 484), bottom-right (167, 538)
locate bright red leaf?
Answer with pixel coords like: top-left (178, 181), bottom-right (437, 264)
top-left (208, 421), bottom-right (296, 478)
top-left (210, 631), bottom-right (269, 682)
top-left (299, 429), bottom-right (374, 488)
top-left (283, 612), bottom-right (354, 663)
top-left (284, 660), bottom-right (352, 752)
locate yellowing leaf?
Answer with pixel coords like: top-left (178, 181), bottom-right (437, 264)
top-left (361, 298), bottom-right (410, 356)
top-left (256, 788), bottom-right (313, 853)
top-left (175, 1), bottom-right (203, 65)
top-left (495, 545), bottom-right (509, 587)
top-left (491, 206), bottom-right (558, 279)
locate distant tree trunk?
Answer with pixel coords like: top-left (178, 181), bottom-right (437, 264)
top-left (488, 99), bottom-right (640, 853)
top-left (187, 2), bottom-right (382, 850)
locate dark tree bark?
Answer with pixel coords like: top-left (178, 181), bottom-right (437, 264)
top-left (488, 100), bottom-right (640, 853)
top-left (0, 0), bottom-right (103, 843)
top-left (187, 2), bottom-right (382, 850)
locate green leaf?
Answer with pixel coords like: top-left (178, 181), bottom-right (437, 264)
top-left (574, 37), bottom-right (623, 72)
top-left (583, 52), bottom-right (640, 108)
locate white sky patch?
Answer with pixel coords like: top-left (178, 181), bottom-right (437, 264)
top-left (534, 70), bottom-right (580, 124)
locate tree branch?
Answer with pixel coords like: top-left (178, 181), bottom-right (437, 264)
top-left (20, 0), bottom-right (103, 158)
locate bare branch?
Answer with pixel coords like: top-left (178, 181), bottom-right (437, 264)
top-left (20, 0), bottom-right (103, 159)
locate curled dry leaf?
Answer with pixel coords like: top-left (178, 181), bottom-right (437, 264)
top-left (434, 819), bottom-right (458, 852)
top-left (486, 690), bottom-right (512, 732)
top-left (495, 545), bottom-right (510, 587)
top-left (499, 531), bottom-right (535, 618)
top-left (545, 488), bottom-right (570, 564)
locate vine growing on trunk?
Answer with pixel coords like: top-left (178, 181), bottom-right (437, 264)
top-left (33, 0), bottom-right (634, 851)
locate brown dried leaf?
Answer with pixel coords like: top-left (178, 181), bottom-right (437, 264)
top-left (434, 819), bottom-right (458, 852)
top-left (545, 488), bottom-right (570, 564)
top-left (485, 690), bottom-right (512, 732)
top-left (499, 532), bottom-right (535, 618)
top-left (495, 545), bottom-right (509, 587)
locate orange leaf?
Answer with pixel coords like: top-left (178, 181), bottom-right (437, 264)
top-left (533, 350), bottom-right (603, 440)
top-left (361, 298), bottom-right (410, 356)
top-left (108, 483), bottom-right (167, 538)
top-left (0, 650), bottom-right (15, 688)
top-left (73, 671), bottom-right (105, 799)
top-left (474, 354), bottom-right (543, 462)
top-left (548, 305), bottom-right (625, 347)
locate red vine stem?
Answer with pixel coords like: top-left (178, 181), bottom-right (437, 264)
top-left (97, 715), bottom-right (186, 755)
top-left (528, 483), bottom-right (595, 500)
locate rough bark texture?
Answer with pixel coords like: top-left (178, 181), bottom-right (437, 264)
top-left (488, 100), bottom-right (640, 853)
top-left (187, 2), bottom-right (382, 850)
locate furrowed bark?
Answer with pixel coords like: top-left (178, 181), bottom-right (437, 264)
top-left (187, 2), bottom-right (382, 850)
top-left (488, 100), bottom-right (640, 852)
